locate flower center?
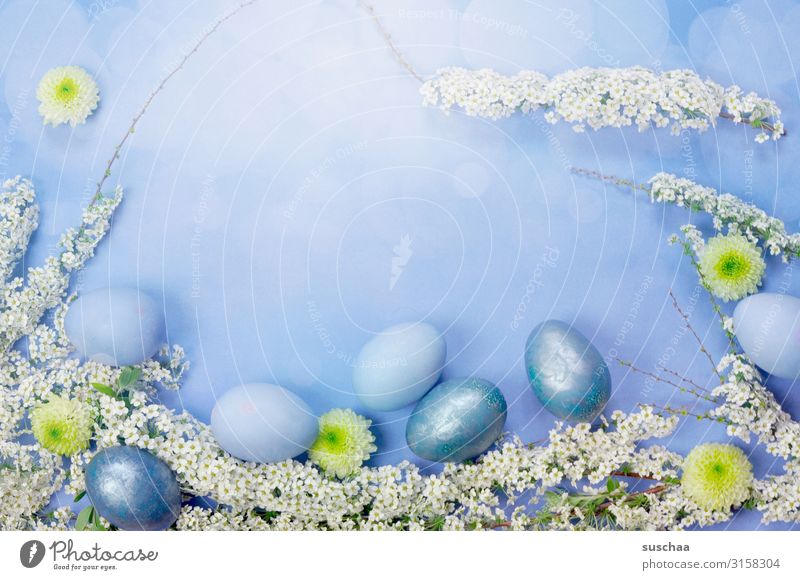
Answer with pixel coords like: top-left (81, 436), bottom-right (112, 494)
top-left (715, 251), bottom-right (749, 280)
top-left (54, 78), bottom-right (78, 104)
top-left (48, 426), bottom-right (62, 441)
top-left (705, 461), bottom-right (730, 489)
top-left (321, 426), bottom-right (348, 453)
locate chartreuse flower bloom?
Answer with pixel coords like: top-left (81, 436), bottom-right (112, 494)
top-left (682, 443), bottom-right (753, 511)
top-left (36, 66), bottom-right (100, 127)
top-left (699, 234), bottom-right (765, 302)
top-left (309, 409), bottom-right (377, 478)
top-left (30, 395), bottom-right (93, 456)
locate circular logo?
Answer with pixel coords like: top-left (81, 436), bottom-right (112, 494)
top-left (19, 540), bottom-right (46, 568)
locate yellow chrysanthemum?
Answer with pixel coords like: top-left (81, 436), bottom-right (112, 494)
top-left (30, 395), bottom-right (93, 456)
top-left (309, 409), bottom-right (377, 478)
top-left (698, 234), bottom-right (765, 302)
top-left (36, 66), bottom-right (100, 127)
top-left (682, 443), bottom-right (753, 511)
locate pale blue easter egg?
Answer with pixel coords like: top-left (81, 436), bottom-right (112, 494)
top-left (406, 377), bottom-right (507, 463)
top-left (524, 320), bottom-right (611, 422)
top-left (64, 288), bottom-right (164, 367)
top-left (734, 293), bottom-right (800, 379)
top-left (352, 322), bottom-right (447, 411)
top-left (211, 383), bottom-right (318, 463)
top-left (86, 446), bottom-right (181, 531)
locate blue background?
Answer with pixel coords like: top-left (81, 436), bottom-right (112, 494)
top-left (2, 0), bottom-right (799, 530)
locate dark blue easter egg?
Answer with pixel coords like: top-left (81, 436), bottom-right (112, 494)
top-left (524, 320), bottom-right (611, 422)
top-left (86, 446), bottom-right (181, 531)
top-left (405, 377), bottom-right (507, 463)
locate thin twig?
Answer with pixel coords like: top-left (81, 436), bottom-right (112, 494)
top-left (669, 289), bottom-right (724, 383)
top-left (358, 0), bottom-right (425, 83)
top-left (569, 167), bottom-right (651, 193)
top-left (617, 359), bottom-right (717, 402)
top-left (718, 111), bottom-right (785, 137)
top-left (686, 252), bottom-right (738, 352)
top-left (91, 0), bottom-right (258, 204)
top-left (646, 402), bottom-right (731, 425)
top-left (596, 484), bottom-right (669, 513)
top-left (658, 365), bottom-right (714, 395)
top-left (609, 470), bottom-right (661, 481)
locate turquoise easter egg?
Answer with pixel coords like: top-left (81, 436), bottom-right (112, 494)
top-left (734, 293), bottom-right (800, 379)
top-left (352, 322), bottom-right (446, 411)
top-left (406, 377), bottom-right (507, 463)
top-left (86, 446), bottom-right (181, 531)
top-left (211, 383), bottom-right (318, 463)
top-left (64, 288), bottom-right (164, 367)
top-left (524, 320), bottom-right (611, 422)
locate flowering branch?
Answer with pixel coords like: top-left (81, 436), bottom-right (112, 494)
top-left (421, 67), bottom-right (784, 143)
top-left (358, 3), bottom-right (786, 143)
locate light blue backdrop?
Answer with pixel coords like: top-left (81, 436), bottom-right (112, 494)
top-left (2, 0), bottom-right (799, 530)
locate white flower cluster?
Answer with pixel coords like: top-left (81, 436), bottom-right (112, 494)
top-left (422, 67), bottom-right (783, 142)
top-left (712, 354), bottom-right (800, 523)
top-left (0, 185), bottom-right (121, 353)
top-left (650, 172), bottom-right (800, 260)
top-left (0, 441), bottom-right (65, 530)
top-left (0, 177), bottom-right (39, 281)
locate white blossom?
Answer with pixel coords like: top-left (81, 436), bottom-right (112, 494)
top-left (422, 67), bottom-right (783, 143)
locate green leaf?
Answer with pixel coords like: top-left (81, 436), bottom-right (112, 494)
top-left (117, 367), bottom-right (142, 388)
top-left (75, 506), bottom-right (93, 531)
top-left (73, 490), bottom-right (86, 502)
top-left (90, 516), bottom-right (108, 531)
top-left (606, 478), bottom-right (619, 492)
top-left (91, 383), bottom-right (118, 399)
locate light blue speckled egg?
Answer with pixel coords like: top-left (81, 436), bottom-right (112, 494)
top-left (352, 322), bottom-right (446, 411)
top-left (86, 446), bottom-right (181, 531)
top-left (524, 320), bottom-right (611, 422)
top-left (406, 377), bottom-right (507, 463)
top-left (734, 293), bottom-right (800, 379)
top-left (211, 383), bottom-right (318, 463)
top-left (64, 288), bottom-right (164, 367)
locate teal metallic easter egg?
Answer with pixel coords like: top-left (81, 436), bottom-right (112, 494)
top-left (405, 377), bottom-right (507, 463)
top-left (524, 320), bottom-right (611, 422)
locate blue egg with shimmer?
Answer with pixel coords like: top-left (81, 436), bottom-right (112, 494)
top-left (406, 377), bottom-right (507, 463)
top-left (524, 320), bottom-right (611, 422)
top-left (86, 446), bottom-right (181, 531)
top-left (353, 322), bottom-right (447, 411)
top-left (734, 293), bottom-right (800, 380)
top-left (65, 288), bottom-right (164, 367)
top-left (211, 383), bottom-right (318, 463)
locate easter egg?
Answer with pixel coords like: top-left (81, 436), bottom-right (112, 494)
top-left (406, 377), bottom-right (507, 463)
top-left (733, 293), bottom-right (800, 379)
top-left (524, 320), bottom-right (611, 422)
top-left (64, 288), bottom-right (164, 367)
top-left (86, 446), bottom-right (181, 531)
top-left (352, 322), bottom-right (447, 412)
top-left (211, 383), bottom-right (318, 463)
